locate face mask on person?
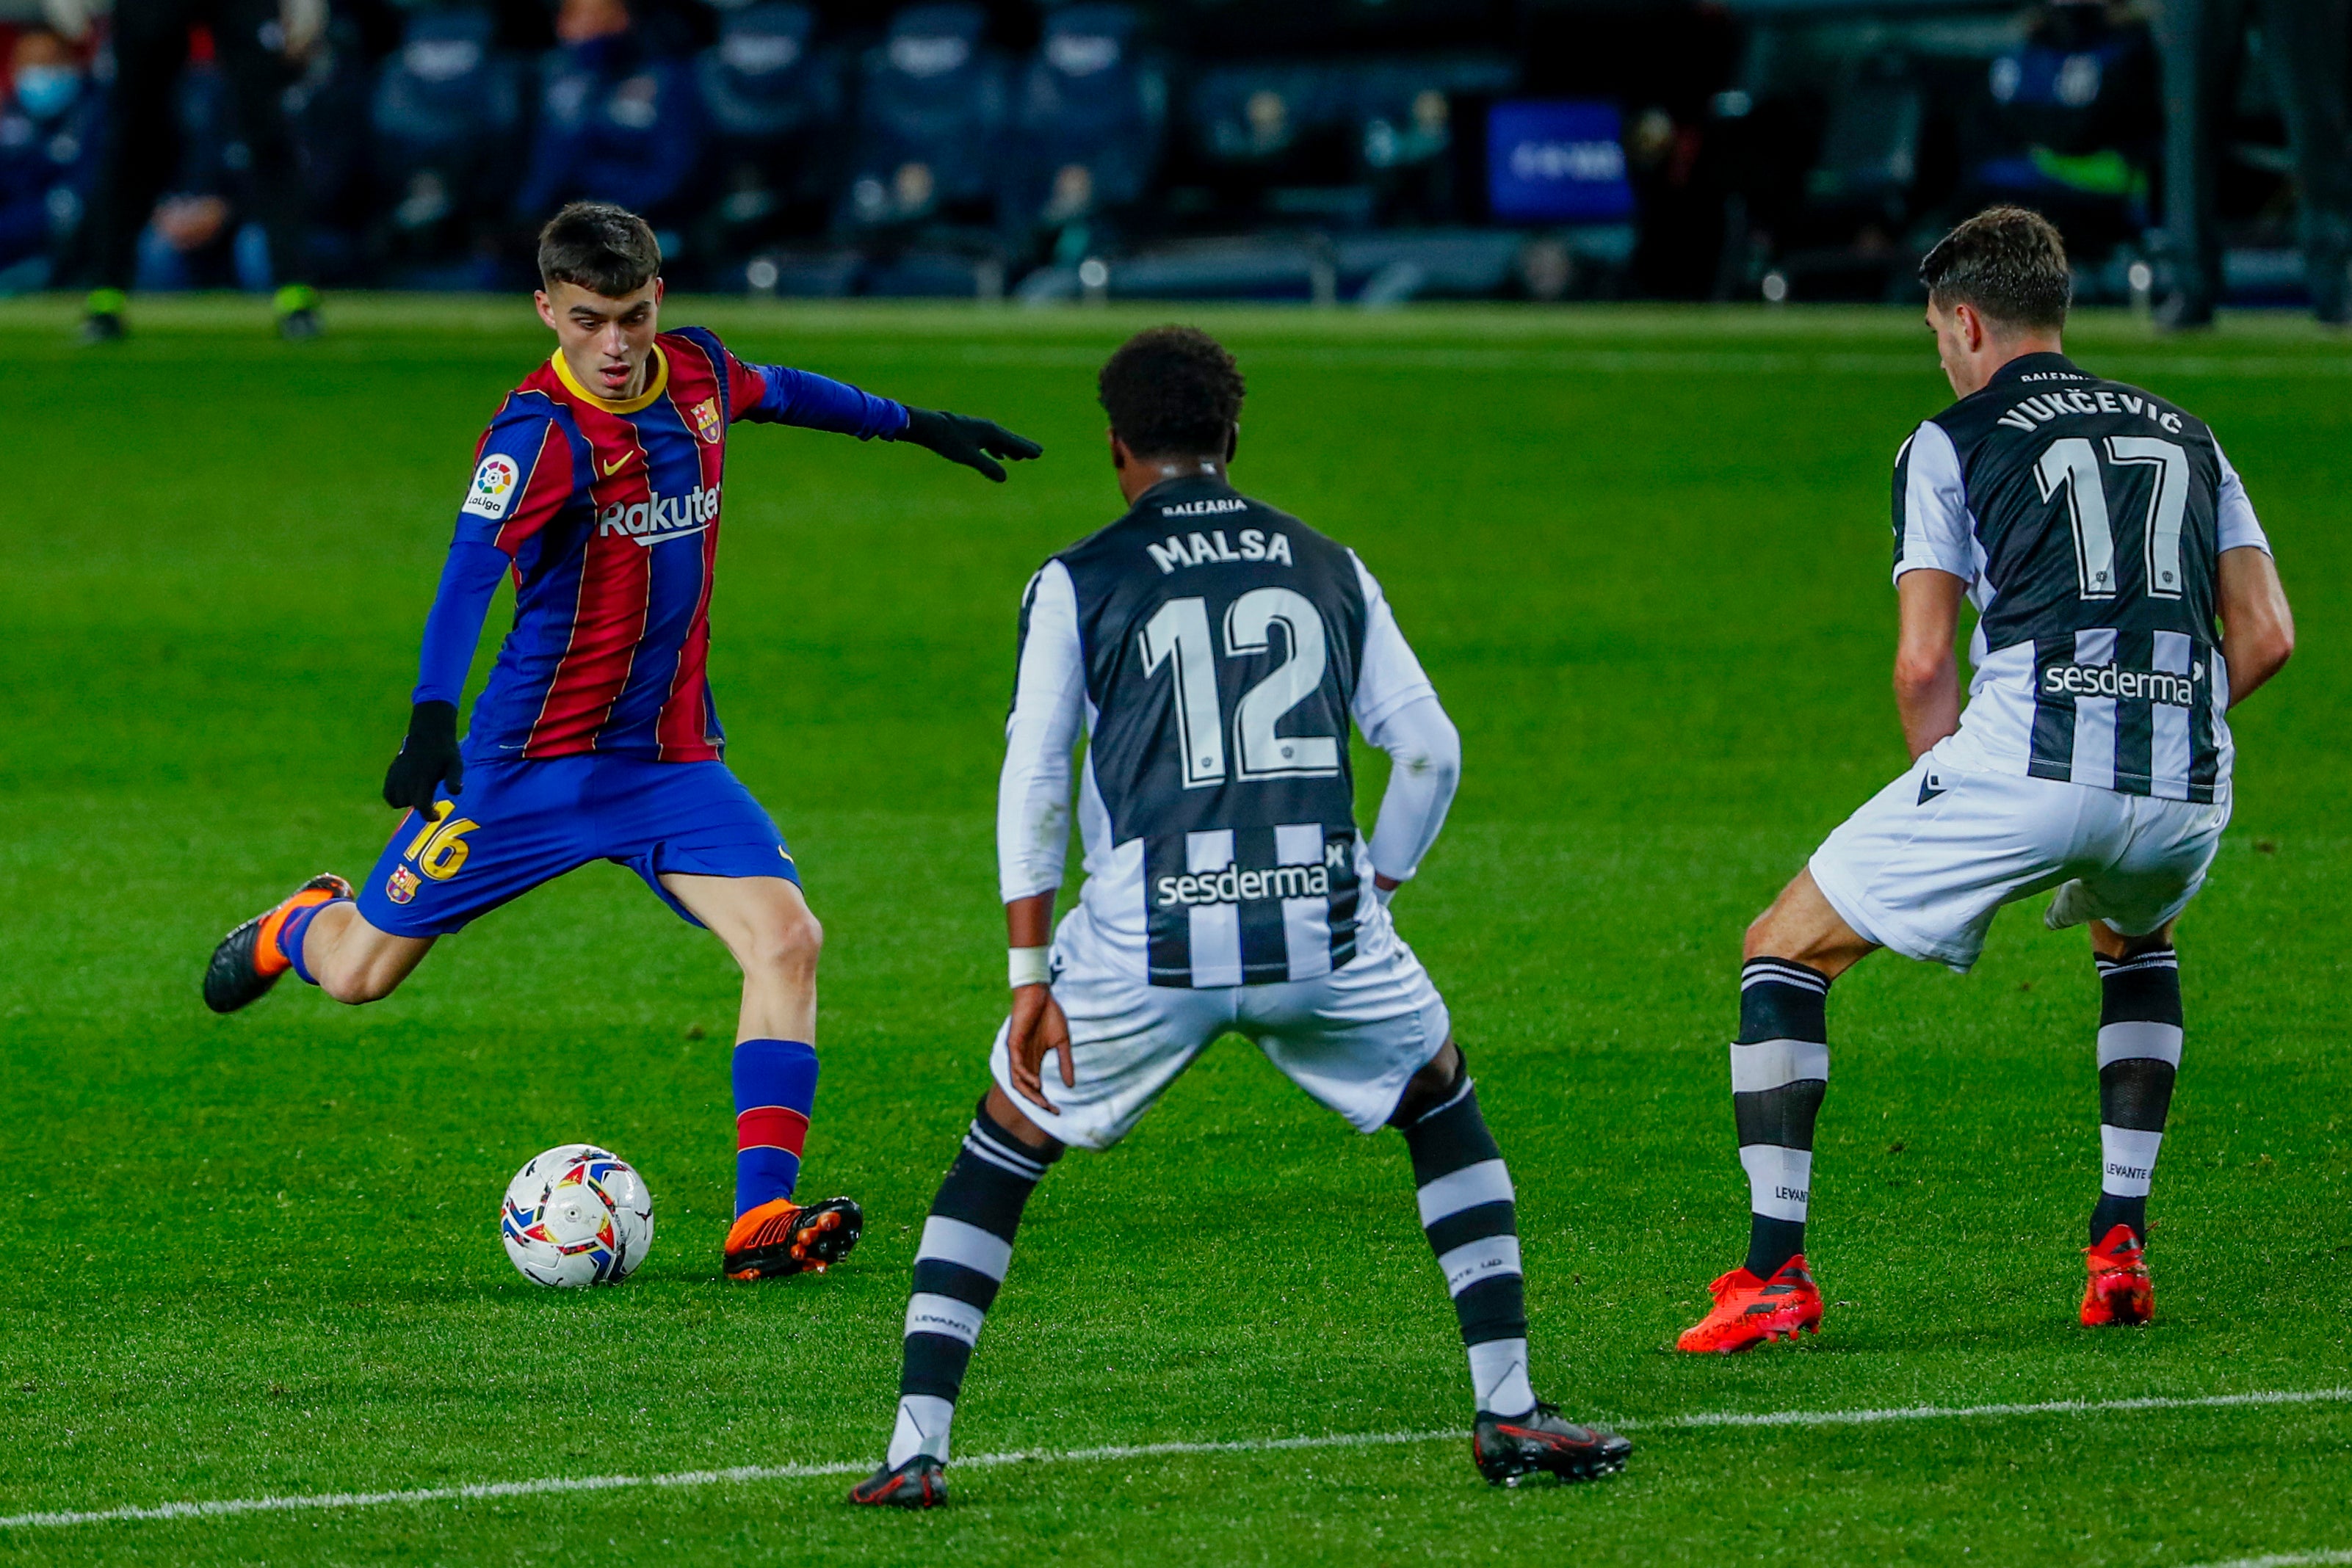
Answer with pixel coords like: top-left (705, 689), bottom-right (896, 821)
top-left (12, 65), bottom-right (82, 120)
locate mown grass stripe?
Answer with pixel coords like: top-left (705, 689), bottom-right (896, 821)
top-left (7, 1387), bottom-right (2346, 1531)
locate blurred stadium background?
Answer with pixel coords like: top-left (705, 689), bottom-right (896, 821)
top-left (1, 0), bottom-right (2345, 313)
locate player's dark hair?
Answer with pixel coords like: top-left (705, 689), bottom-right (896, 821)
top-left (537, 202), bottom-right (662, 297)
top-left (1918, 206), bottom-right (2071, 333)
top-left (1099, 327), bottom-right (1245, 460)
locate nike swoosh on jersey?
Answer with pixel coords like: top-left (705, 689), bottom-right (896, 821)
top-left (624, 523), bottom-right (707, 548)
top-left (600, 453), bottom-right (633, 477)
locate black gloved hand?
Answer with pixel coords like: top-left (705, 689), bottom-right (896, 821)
top-left (895, 407), bottom-right (1043, 483)
top-left (383, 700), bottom-right (463, 813)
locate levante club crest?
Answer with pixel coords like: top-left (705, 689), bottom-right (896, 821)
top-left (689, 397), bottom-right (723, 444)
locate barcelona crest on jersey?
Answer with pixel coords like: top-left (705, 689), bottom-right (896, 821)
top-left (689, 397), bottom-right (723, 445)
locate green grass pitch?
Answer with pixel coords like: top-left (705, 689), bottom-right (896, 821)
top-left (1, 296), bottom-right (2347, 1565)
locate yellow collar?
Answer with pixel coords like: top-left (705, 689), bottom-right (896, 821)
top-left (550, 344), bottom-right (669, 414)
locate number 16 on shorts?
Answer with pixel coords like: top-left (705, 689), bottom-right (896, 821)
top-left (404, 807), bottom-right (479, 880)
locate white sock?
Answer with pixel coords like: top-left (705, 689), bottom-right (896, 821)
top-left (886, 1395), bottom-right (955, 1467)
top-left (1740, 1143), bottom-right (1813, 1224)
top-left (2100, 1125), bottom-right (2163, 1198)
top-left (1467, 1337), bottom-right (1535, 1418)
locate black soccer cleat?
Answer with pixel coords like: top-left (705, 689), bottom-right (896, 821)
top-left (847, 1455), bottom-right (946, 1509)
top-left (79, 289), bottom-right (127, 344)
top-left (1472, 1401), bottom-right (1632, 1486)
top-left (723, 1194), bottom-right (864, 1281)
top-left (275, 285), bottom-right (323, 341)
top-left (203, 874), bottom-right (352, 1015)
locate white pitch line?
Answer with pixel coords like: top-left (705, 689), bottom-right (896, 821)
top-left (2180, 1554), bottom-right (2352, 1568)
top-left (4, 1387), bottom-right (2348, 1531)
top-left (877, 343), bottom-right (2352, 380)
top-left (0, 1431), bottom-right (1448, 1531)
top-left (1657, 1384), bottom-right (2352, 1429)
top-left (0, 1460), bottom-right (871, 1531)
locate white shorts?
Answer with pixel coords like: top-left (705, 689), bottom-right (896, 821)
top-left (988, 904), bottom-right (1452, 1151)
top-left (1809, 740), bottom-right (2229, 972)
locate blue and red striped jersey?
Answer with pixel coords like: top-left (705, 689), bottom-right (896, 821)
top-left (427, 327), bottom-right (906, 763)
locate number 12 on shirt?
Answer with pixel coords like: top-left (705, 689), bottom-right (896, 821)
top-left (1140, 588), bottom-right (1342, 789)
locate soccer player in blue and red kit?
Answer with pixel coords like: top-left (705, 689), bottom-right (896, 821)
top-left (203, 203), bottom-right (1042, 1282)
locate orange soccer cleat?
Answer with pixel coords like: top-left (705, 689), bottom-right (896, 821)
top-left (202, 874), bottom-right (353, 1014)
top-left (1676, 1255), bottom-right (1825, 1354)
top-left (2080, 1224), bottom-right (2154, 1326)
top-left (723, 1194), bottom-right (864, 1281)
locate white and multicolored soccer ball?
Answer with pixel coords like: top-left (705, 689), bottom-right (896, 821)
top-left (499, 1144), bottom-right (655, 1288)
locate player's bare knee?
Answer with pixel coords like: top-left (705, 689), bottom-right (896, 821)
top-left (1743, 904), bottom-right (1803, 965)
top-left (1744, 878), bottom-right (1799, 960)
top-left (748, 906), bottom-right (822, 981)
top-left (320, 962), bottom-right (398, 1006)
top-left (982, 1083), bottom-right (1060, 1153)
top-left (2091, 919), bottom-right (2175, 962)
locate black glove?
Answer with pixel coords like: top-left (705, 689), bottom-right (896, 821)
top-left (383, 700), bottom-right (463, 814)
top-left (895, 407), bottom-right (1043, 483)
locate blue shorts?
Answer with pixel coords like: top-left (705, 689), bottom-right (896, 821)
top-left (355, 755), bottom-right (798, 939)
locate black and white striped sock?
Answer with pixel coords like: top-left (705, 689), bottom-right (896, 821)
top-left (886, 1106), bottom-right (1061, 1469)
top-left (1401, 1077), bottom-right (1534, 1418)
top-left (2091, 947), bottom-right (2182, 1244)
top-left (1734, 957), bottom-right (1831, 1279)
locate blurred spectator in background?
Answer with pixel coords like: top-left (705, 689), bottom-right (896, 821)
top-left (1627, 103), bottom-right (1722, 298)
top-left (1358, 80), bottom-right (1455, 227)
top-left (843, 4), bottom-right (1003, 236)
top-left (1961, 0), bottom-right (2158, 265)
top-left (691, 0), bottom-right (842, 280)
top-left (280, 9), bottom-right (374, 285)
top-left (1002, 4), bottom-right (1161, 268)
top-left (514, 0), bottom-right (703, 262)
top-left (2153, 0), bottom-right (2352, 324)
top-left (81, 0), bottom-right (326, 340)
top-left (369, 5), bottom-right (525, 288)
top-left (0, 28), bottom-right (102, 294)
top-left (132, 53), bottom-right (261, 293)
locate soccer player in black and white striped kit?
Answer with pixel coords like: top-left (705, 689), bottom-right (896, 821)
top-left (1678, 208), bottom-right (2297, 1354)
top-left (848, 327), bottom-right (1631, 1507)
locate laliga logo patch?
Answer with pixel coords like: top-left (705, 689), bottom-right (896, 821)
top-left (461, 454), bottom-right (520, 520)
top-left (386, 865), bottom-right (421, 905)
top-left (688, 396), bottom-right (723, 445)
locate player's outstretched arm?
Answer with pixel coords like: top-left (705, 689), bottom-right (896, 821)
top-left (891, 407), bottom-right (1045, 484)
top-left (2218, 545), bottom-right (2294, 708)
top-left (723, 353), bottom-right (1042, 482)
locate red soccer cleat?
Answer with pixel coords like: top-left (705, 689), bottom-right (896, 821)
top-left (2080, 1224), bottom-right (2154, 1326)
top-left (1676, 1255), bottom-right (1825, 1354)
